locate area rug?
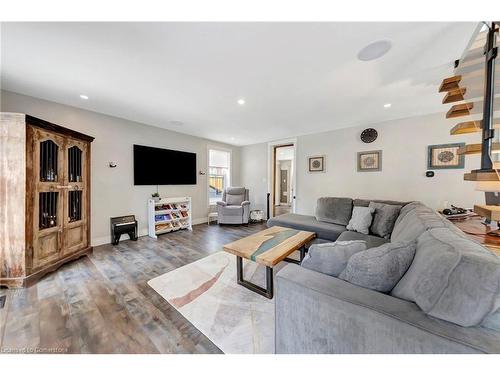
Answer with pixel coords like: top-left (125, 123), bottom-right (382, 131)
top-left (147, 251), bottom-right (292, 354)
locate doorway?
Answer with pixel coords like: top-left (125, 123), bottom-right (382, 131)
top-left (272, 144), bottom-right (295, 217)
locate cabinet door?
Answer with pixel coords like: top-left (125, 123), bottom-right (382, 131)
top-left (31, 128), bottom-right (65, 270)
top-left (62, 139), bottom-right (89, 255)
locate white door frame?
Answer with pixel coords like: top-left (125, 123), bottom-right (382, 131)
top-left (267, 138), bottom-right (297, 217)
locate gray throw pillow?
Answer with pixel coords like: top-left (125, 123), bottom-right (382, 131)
top-left (369, 202), bottom-right (402, 238)
top-left (339, 241), bottom-right (416, 292)
top-left (315, 197), bottom-right (353, 226)
top-left (346, 206), bottom-right (375, 235)
top-left (301, 240), bottom-right (367, 277)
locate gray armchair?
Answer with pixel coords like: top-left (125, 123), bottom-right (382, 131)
top-left (216, 187), bottom-right (250, 224)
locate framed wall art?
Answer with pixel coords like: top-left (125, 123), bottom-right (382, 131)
top-left (308, 155), bottom-right (326, 173)
top-left (427, 143), bottom-right (465, 169)
top-left (357, 150), bottom-right (382, 172)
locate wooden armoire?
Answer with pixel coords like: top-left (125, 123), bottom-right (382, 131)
top-left (1, 113), bottom-right (94, 288)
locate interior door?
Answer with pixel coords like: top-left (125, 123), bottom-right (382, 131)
top-left (62, 139), bottom-right (89, 256)
top-left (280, 170), bottom-right (288, 204)
top-left (31, 128), bottom-right (65, 269)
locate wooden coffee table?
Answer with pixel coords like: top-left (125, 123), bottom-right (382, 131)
top-left (223, 226), bottom-right (316, 299)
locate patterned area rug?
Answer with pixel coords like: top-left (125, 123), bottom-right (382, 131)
top-left (148, 251), bottom-right (291, 354)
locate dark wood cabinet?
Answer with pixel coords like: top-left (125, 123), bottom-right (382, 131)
top-left (1, 113), bottom-right (94, 288)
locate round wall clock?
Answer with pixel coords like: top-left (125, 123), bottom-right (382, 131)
top-left (360, 128), bottom-right (378, 143)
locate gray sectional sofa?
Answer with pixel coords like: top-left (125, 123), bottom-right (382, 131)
top-left (268, 198), bottom-right (500, 353)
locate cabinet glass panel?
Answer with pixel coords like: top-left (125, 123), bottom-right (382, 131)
top-left (68, 190), bottom-right (82, 222)
top-left (40, 140), bottom-right (59, 182)
top-left (68, 146), bottom-right (83, 182)
top-left (39, 192), bottom-right (58, 229)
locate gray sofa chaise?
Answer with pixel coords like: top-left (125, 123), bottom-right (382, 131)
top-left (269, 197), bottom-right (500, 353)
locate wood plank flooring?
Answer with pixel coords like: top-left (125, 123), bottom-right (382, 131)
top-left (0, 222), bottom-right (267, 354)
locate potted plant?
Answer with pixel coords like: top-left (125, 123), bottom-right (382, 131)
top-left (152, 192), bottom-right (160, 202)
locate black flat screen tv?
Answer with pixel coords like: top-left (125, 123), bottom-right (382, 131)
top-left (133, 144), bottom-right (197, 185)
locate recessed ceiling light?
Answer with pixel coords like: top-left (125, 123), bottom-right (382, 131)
top-left (79, 94), bottom-right (89, 100)
top-left (383, 103), bottom-right (392, 108)
top-left (237, 99), bottom-right (245, 105)
top-left (357, 40), bottom-right (392, 61)
top-left (230, 137), bottom-right (236, 141)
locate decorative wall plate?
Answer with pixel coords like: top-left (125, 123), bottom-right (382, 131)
top-left (360, 128), bottom-right (378, 143)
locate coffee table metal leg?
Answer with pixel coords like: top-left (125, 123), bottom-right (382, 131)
top-left (300, 246), bottom-right (306, 262)
top-left (236, 256), bottom-right (273, 299)
top-left (284, 245), bottom-right (306, 265)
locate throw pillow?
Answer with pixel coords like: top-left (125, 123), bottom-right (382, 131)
top-left (346, 206), bottom-right (375, 235)
top-left (301, 240), bottom-right (367, 277)
top-left (369, 202), bottom-right (402, 239)
top-left (339, 241), bottom-right (416, 292)
top-left (315, 197), bottom-right (353, 226)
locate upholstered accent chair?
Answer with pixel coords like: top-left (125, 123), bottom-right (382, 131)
top-left (216, 187), bottom-right (250, 224)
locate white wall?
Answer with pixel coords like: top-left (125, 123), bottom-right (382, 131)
top-left (241, 112), bottom-right (484, 215)
top-left (1, 90), bottom-right (240, 245)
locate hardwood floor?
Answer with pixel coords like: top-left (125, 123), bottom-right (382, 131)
top-left (0, 222), bottom-right (267, 354)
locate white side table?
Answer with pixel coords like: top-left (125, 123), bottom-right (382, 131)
top-left (208, 212), bottom-right (218, 225)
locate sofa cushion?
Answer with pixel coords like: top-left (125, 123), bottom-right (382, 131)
top-left (346, 206), bottom-right (375, 235)
top-left (339, 241), bottom-right (416, 292)
top-left (267, 213), bottom-right (346, 241)
top-left (226, 194), bottom-right (244, 205)
top-left (391, 204), bottom-right (447, 243)
top-left (482, 297), bottom-right (500, 331)
top-left (220, 205), bottom-right (244, 216)
top-left (315, 197), bottom-right (353, 226)
top-left (226, 187), bottom-right (246, 195)
top-left (301, 240), bottom-right (367, 277)
top-left (353, 198), bottom-right (409, 207)
top-left (369, 202), bottom-right (402, 239)
top-left (305, 238), bottom-right (332, 249)
top-left (337, 229), bottom-right (389, 249)
top-left (391, 228), bottom-right (500, 327)
top-left (393, 201), bottom-right (425, 229)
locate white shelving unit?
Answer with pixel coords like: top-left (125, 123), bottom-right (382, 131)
top-left (148, 196), bottom-right (192, 238)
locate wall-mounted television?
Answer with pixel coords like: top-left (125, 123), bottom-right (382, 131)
top-left (133, 144), bottom-right (197, 185)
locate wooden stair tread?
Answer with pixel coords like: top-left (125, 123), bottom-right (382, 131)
top-left (446, 102), bottom-right (473, 119)
top-left (450, 120), bottom-right (482, 135)
top-left (445, 98), bottom-right (500, 119)
top-left (458, 142), bottom-right (500, 155)
top-left (474, 205), bottom-right (500, 221)
top-left (442, 87), bottom-right (466, 104)
top-left (464, 171), bottom-right (500, 181)
top-left (450, 119), bottom-right (500, 135)
top-left (458, 143), bottom-right (482, 155)
top-left (439, 75), bottom-right (461, 92)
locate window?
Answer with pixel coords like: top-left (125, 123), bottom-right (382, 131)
top-left (208, 149), bottom-right (231, 204)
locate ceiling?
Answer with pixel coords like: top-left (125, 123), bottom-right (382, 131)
top-left (0, 22), bottom-right (478, 146)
